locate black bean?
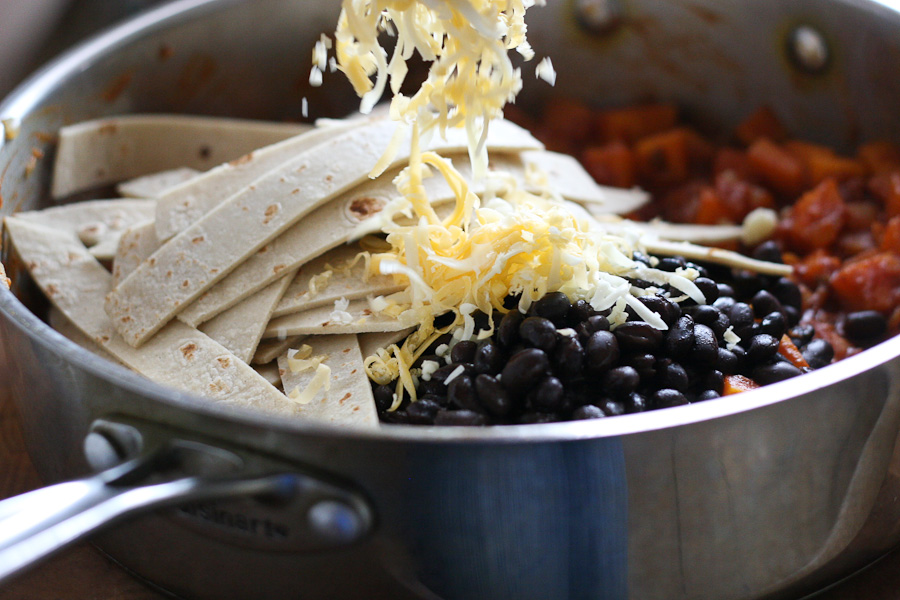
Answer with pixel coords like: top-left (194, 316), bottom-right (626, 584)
top-left (752, 240), bottom-right (784, 263)
top-left (407, 399), bottom-right (441, 424)
top-left (518, 412), bottom-right (559, 424)
top-left (627, 352), bottom-right (657, 381)
top-left (599, 399), bottom-right (626, 416)
top-left (691, 324), bottom-right (719, 367)
top-left (658, 256), bottom-right (686, 272)
top-left (501, 348), bottom-right (550, 394)
top-left (686, 262), bottom-right (710, 279)
top-left (732, 270), bottom-right (763, 299)
top-left (572, 405), bottom-right (606, 420)
top-left (759, 311), bottom-right (787, 339)
top-left (568, 299), bottom-right (596, 325)
top-left (431, 363), bottom-right (458, 385)
top-left (450, 340), bottom-right (477, 364)
top-left (697, 390), bottom-right (721, 401)
top-left (419, 378), bottom-right (446, 396)
top-left (601, 366), bottom-right (640, 397)
top-left (497, 310), bottom-right (524, 348)
top-left (665, 315), bottom-right (695, 358)
top-left (434, 409), bottom-right (489, 426)
top-left (519, 317), bottom-right (558, 353)
top-left (615, 321), bottom-right (663, 353)
top-left (783, 305), bottom-right (800, 326)
top-left (448, 375), bottom-right (480, 411)
top-left (553, 335), bottom-right (585, 379)
top-left (373, 384), bottom-right (394, 412)
top-left (716, 348), bottom-right (739, 374)
top-left (772, 277), bottom-right (803, 311)
top-left (534, 292), bottom-right (571, 325)
top-left (474, 343), bottom-right (505, 374)
top-left (752, 362), bottom-right (803, 385)
top-left (585, 330), bottom-right (620, 375)
top-left (694, 277), bottom-right (720, 304)
top-left (789, 324), bottom-right (815, 347)
top-left (843, 310), bottom-right (887, 341)
top-left (692, 305), bottom-right (730, 338)
top-left (803, 339), bottom-right (834, 369)
top-left (717, 283), bottom-right (736, 299)
top-left (734, 322), bottom-right (761, 342)
top-left (576, 314), bottom-right (611, 342)
top-left (746, 334), bottom-right (780, 364)
top-left (703, 369), bottom-right (725, 394)
top-left (653, 388), bottom-right (689, 409)
top-left (632, 251), bottom-right (652, 266)
top-left (657, 359), bottom-right (689, 392)
top-left (638, 295), bottom-right (671, 324)
top-left (713, 296), bottom-right (737, 313)
top-left (624, 392), bottom-right (649, 413)
top-left (384, 410), bottom-right (411, 424)
top-left (474, 374), bottom-right (513, 417)
top-left (729, 302), bottom-right (755, 329)
top-left (731, 345), bottom-right (748, 371)
top-left (752, 290), bottom-right (784, 319)
top-left (528, 376), bottom-right (565, 412)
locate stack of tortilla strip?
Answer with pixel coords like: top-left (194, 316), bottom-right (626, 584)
top-left (6, 113), bottom-right (778, 429)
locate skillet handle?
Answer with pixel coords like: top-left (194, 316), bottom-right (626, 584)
top-left (0, 439), bottom-right (372, 585)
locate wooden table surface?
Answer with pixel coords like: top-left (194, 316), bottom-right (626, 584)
top-left (2, 371), bottom-right (900, 599)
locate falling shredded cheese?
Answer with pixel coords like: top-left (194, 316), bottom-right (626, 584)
top-left (287, 363), bottom-right (332, 405)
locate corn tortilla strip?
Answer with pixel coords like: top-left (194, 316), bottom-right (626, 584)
top-left (48, 307), bottom-right (124, 366)
top-left (4, 217), bottom-right (294, 414)
top-left (111, 220), bottom-right (297, 363)
top-left (643, 238), bottom-right (793, 276)
top-left (107, 119), bottom-right (542, 347)
top-left (264, 298), bottom-right (417, 338)
top-left (521, 150), bottom-right (651, 214)
top-left (52, 115), bottom-right (310, 199)
top-left (15, 199), bottom-right (156, 261)
top-left (198, 268), bottom-right (298, 363)
top-left (276, 334), bottom-right (378, 429)
top-left (177, 154), bottom-right (526, 327)
top-left (117, 168), bottom-right (200, 198)
top-left (255, 361), bottom-right (283, 388)
top-left (154, 120), bottom-right (364, 241)
top-left (358, 329), bottom-right (416, 358)
top-left (111, 221), bottom-right (159, 287)
top-left (273, 243), bottom-right (402, 319)
top-left (610, 219), bottom-right (745, 244)
top-left (253, 335), bottom-right (307, 366)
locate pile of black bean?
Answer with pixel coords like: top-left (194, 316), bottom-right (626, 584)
top-left (374, 246), bottom-right (835, 426)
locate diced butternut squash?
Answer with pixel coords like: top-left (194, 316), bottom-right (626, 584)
top-left (879, 216), bottom-right (900, 253)
top-left (784, 140), bottom-right (867, 184)
top-left (582, 141), bottom-right (637, 188)
top-left (714, 170), bottom-right (776, 222)
top-left (723, 374), bottom-right (759, 395)
top-left (634, 128), bottom-right (712, 186)
top-left (830, 251), bottom-right (900, 313)
top-left (791, 249), bottom-right (842, 287)
top-left (778, 335), bottom-right (810, 368)
top-left (868, 171), bottom-right (900, 218)
top-left (735, 106), bottom-right (787, 146)
top-left (779, 179), bottom-right (846, 252)
top-left (858, 141), bottom-right (900, 174)
top-left (747, 138), bottom-right (808, 197)
top-left (595, 103), bottom-right (678, 143)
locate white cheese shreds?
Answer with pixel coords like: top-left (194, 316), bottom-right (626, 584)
top-left (287, 363), bottom-right (332, 405)
top-left (332, 0), bottom-right (543, 179)
top-left (535, 57), bottom-right (557, 85)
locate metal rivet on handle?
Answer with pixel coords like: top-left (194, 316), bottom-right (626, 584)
top-left (307, 500), bottom-right (367, 544)
top-left (83, 420), bottom-right (143, 471)
top-left (575, 0), bottom-right (624, 34)
top-left (788, 25), bottom-right (830, 74)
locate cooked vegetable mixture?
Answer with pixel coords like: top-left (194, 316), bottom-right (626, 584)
top-left (374, 102), bottom-right (898, 425)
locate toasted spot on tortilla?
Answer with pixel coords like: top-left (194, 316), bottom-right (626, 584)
top-left (192, 236), bottom-right (205, 244)
top-left (340, 392), bottom-right (351, 404)
top-left (46, 283), bottom-right (58, 296)
top-left (217, 356), bottom-right (230, 368)
top-left (229, 152), bottom-right (254, 167)
top-left (348, 196), bottom-right (385, 220)
top-left (98, 123), bottom-right (118, 135)
top-left (181, 342), bottom-right (198, 359)
top-left (198, 145), bottom-right (211, 159)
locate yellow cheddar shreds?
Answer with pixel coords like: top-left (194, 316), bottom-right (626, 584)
top-left (333, 0), bottom-right (547, 178)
